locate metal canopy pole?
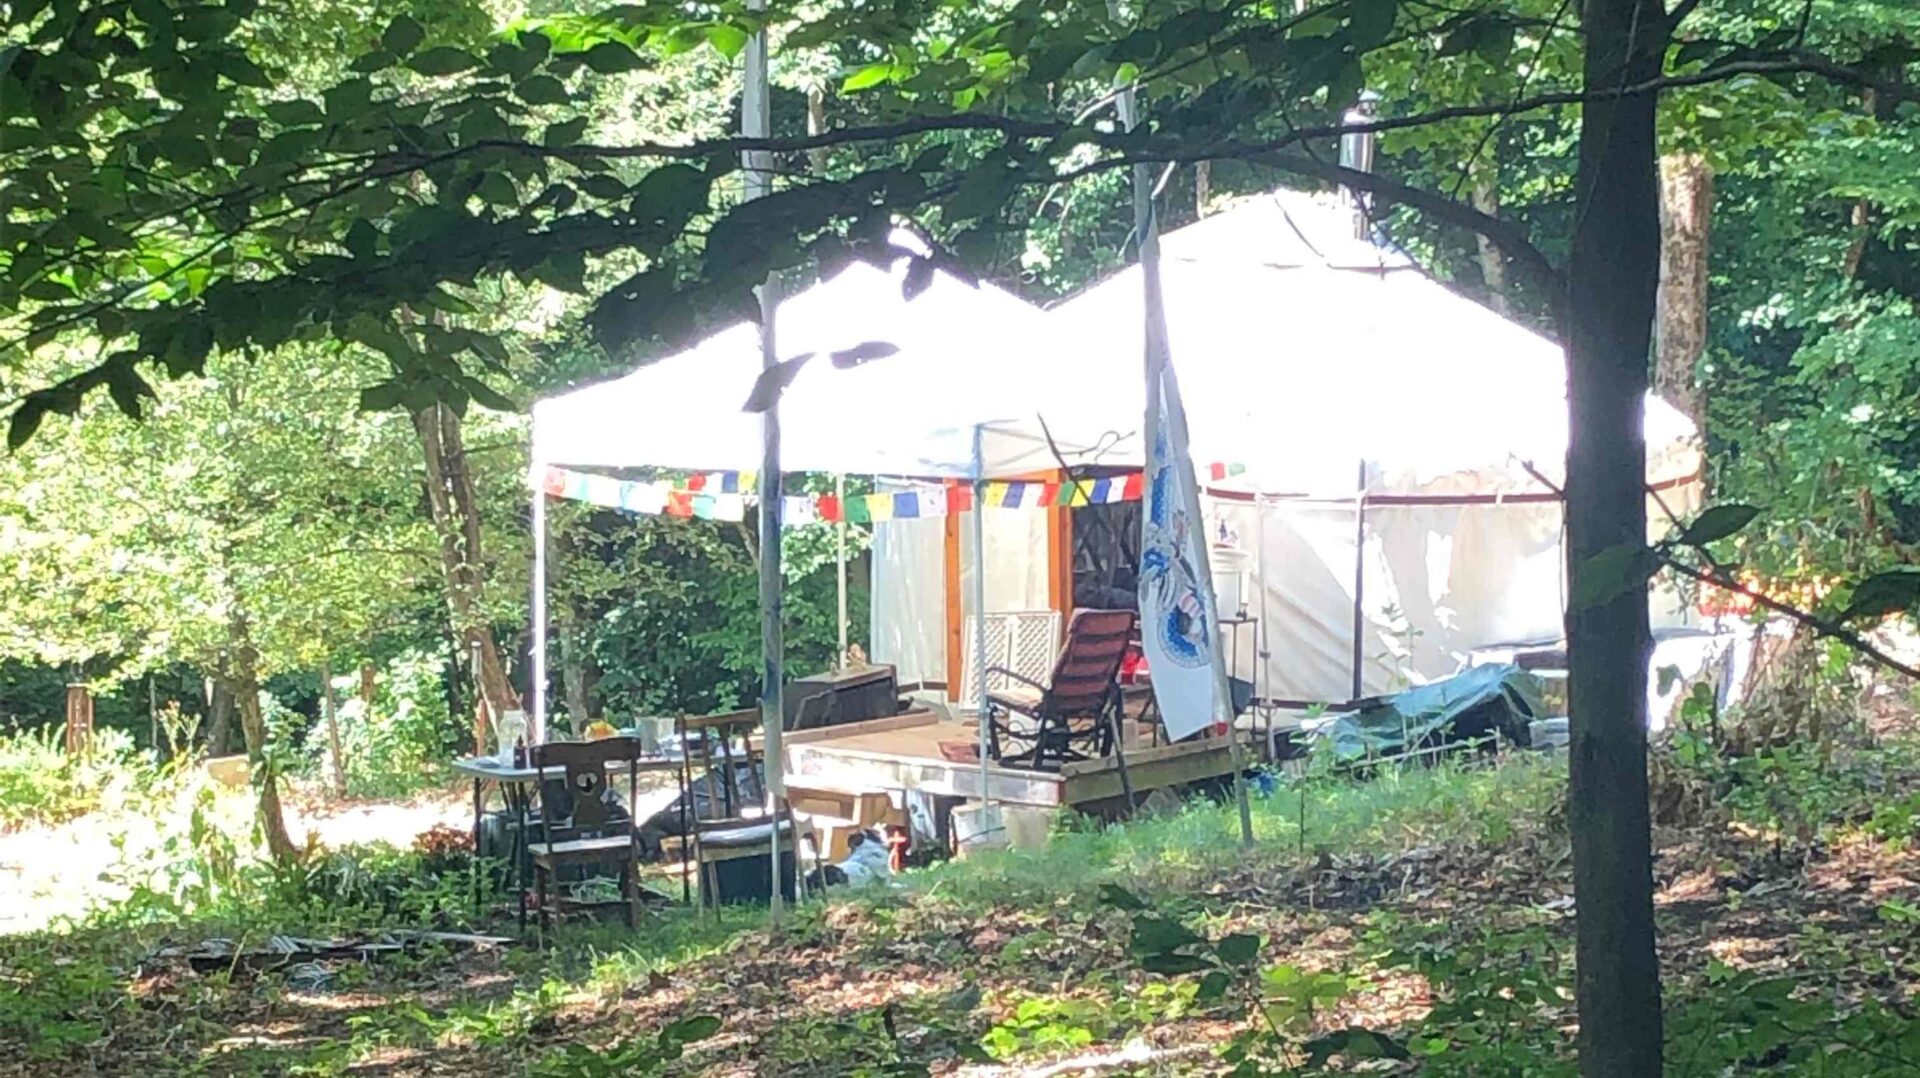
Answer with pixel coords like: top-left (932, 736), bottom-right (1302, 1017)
top-left (1350, 459), bottom-right (1367, 702)
top-left (744, 0), bottom-right (785, 919)
top-left (530, 480), bottom-right (547, 743)
top-left (970, 425), bottom-right (991, 805)
top-left (1112, 0), bottom-right (1253, 846)
top-left (835, 473), bottom-right (849, 669)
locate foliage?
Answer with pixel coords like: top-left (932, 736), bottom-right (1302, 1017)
top-left (529, 1014), bottom-right (722, 1078)
top-left (0, 723), bottom-right (161, 829)
top-left (311, 649), bottom-right (461, 797)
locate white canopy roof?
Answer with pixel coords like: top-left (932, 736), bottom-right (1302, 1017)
top-left (531, 191), bottom-right (1699, 494)
top-left (531, 237), bottom-right (1093, 480)
top-left (1035, 190), bottom-right (1700, 495)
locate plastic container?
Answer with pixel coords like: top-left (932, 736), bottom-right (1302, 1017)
top-left (1210, 543), bottom-right (1251, 617)
top-left (494, 710), bottom-right (527, 765)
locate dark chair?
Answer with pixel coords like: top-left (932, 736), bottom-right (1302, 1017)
top-left (526, 737), bottom-right (646, 935)
top-left (986, 608), bottom-right (1138, 770)
top-left (667, 709), bottom-right (798, 911)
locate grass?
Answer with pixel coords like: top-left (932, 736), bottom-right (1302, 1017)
top-left (3, 734), bottom-right (1917, 1075)
top-left (912, 753), bottom-right (1562, 912)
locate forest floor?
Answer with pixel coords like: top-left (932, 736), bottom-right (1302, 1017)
top-left (3, 707), bottom-right (1918, 1076)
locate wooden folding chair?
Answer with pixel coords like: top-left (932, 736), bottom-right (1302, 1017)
top-left (525, 737), bottom-right (646, 936)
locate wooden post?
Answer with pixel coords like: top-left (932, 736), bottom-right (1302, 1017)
top-left (64, 683), bottom-right (94, 757)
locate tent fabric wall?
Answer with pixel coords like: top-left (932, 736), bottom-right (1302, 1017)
top-left (868, 515), bottom-right (947, 691)
top-left (869, 505), bottom-right (1052, 700)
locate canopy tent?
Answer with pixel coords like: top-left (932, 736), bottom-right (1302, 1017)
top-left (527, 239), bottom-right (1088, 741)
top-left (868, 189), bottom-right (1704, 705)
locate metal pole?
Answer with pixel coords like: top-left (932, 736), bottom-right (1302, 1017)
top-left (744, 0), bottom-right (784, 920)
top-left (970, 426), bottom-right (991, 806)
top-left (1112, 0), bottom-right (1252, 845)
top-left (835, 474), bottom-right (849, 669)
top-left (530, 481), bottom-right (546, 743)
top-left (1350, 459), bottom-right (1367, 702)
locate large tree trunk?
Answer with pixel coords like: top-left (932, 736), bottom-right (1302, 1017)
top-left (413, 402), bottom-right (520, 723)
top-left (227, 625), bottom-right (298, 864)
top-left (1655, 153), bottom-right (1712, 429)
top-left (1565, 1), bottom-right (1668, 1073)
top-left (1471, 174), bottom-right (1511, 314)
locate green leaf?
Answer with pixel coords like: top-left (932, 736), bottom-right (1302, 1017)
top-left (1841, 568), bottom-right (1920, 623)
top-left (628, 163), bottom-right (710, 224)
top-left (213, 52), bottom-right (271, 88)
top-left (662, 1014), bottom-right (722, 1045)
top-left (579, 174), bottom-right (626, 200)
top-left (104, 360), bottom-right (155, 419)
top-left (1348, 0), bottom-right (1397, 50)
top-left (1568, 543), bottom-right (1656, 613)
top-left (1138, 952), bottom-right (1212, 975)
top-left (265, 99), bottom-right (326, 126)
top-left (1303, 1028), bottom-right (1411, 1068)
top-left (1215, 932), bottom-right (1262, 966)
top-left (1097, 883), bottom-right (1148, 910)
top-left (583, 41), bottom-right (643, 73)
top-left (543, 117), bottom-right (588, 147)
top-left (515, 75), bottom-right (568, 105)
top-left (409, 47), bottom-right (479, 76)
top-left (358, 380), bottom-right (409, 412)
top-left (349, 49), bottom-right (399, 74)
top-left (1195, 969), bottom-right (1232, 1001)
top-left (1130, 915), bottom-right (1204, 957)
top-left (474, 173), bottom-right (518, 206)
top-left (459, 375), bottom-right (515, 412)
top-left (8, 397), bottom-right (50, 450)
top-left (841, 62), bottom-right (894, 92)
top-left (381, 14), bottom-right (425, 55)
top-left (704, 24), bottom-right (748, 60)
top-left (343, 219), bottom-right (379, 259)
top-left (1679, 504), bottom-right (1762, 547)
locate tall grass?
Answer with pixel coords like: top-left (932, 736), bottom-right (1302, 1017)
top-left (909, 753), bottom-right (1567, 911)
top-left (0, 725), bottom-right (162, 831)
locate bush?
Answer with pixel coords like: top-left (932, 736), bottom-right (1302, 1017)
top-left (310, 650), bottom-right (459, 798)
top-left (0, 724), bottom-right (157, 830)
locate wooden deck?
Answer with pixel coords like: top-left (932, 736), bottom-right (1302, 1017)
top-left (783, 710), bottom-right (1248, 810)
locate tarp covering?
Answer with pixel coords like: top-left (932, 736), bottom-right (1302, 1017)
top-left (1320, 663), bottom-right (1544, 760)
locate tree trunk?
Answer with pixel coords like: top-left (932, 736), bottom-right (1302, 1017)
top-left (1471, 174), bottom-right (1511, 314)
top-left (1195, 160), bottom-right (1212, 218)
top-left (558, 622), bottom-right (594, 730)
top-left (806, 84), bottom-right (829, 173)
top-left (320, 661), bottom-right (346, 799)
top-left (358, 662), bottom-right (377, 708)
top-left (206, 678), bottom-right (235, 756)
top-left (1565, 1), bottom-right (1668, 1073)
top-left (1655, 153), bottom-right (1711, 429)
top-left (413, 402), bottom-right (520, 722)
top-left (227, 626), bottom-right (298, 864)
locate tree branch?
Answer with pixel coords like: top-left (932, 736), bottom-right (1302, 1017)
top-left (1519, 460), bottom-right (1920, 682)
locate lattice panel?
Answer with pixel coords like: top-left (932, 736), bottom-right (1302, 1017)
top-left (960, 610), bottom-right (1062, 711)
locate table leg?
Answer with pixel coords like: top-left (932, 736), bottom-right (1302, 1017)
top-left (470, 777), bottom-right (484, 914)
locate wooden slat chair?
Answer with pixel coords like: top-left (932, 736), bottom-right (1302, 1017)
top-left (668, 709), bottom-right (797, 910)
top-left (526, 737), bottom-right (646, 935)
top-left (986, 608), bottom-right (1138, 770)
